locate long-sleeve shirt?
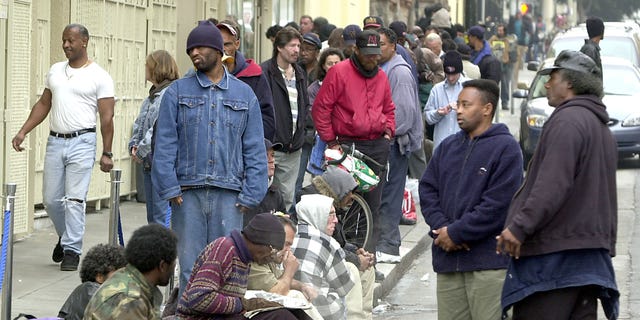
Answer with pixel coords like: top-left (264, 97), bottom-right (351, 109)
top-left (424, 75), bottom-right (468, 148)
top-left (177, 230), bottom-right (251, 319)
top-left (292, 224), bottom-right (355, 320)
top-left (84, 265), bottom-right (163, 320)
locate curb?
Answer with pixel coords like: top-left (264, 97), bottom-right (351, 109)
top-left (373, 223), bottom-right (431, 305)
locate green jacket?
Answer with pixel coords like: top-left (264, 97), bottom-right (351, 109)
top-left (84, 264), bottom-right (163, 320)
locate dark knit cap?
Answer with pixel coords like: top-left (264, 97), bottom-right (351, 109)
top-left (389, 21), bottom-right (408, 38)
top-left (586, 17), bottom-right (605, 39)
top-left (443, 50), bottom-right (463, 74)
top-left (186, 20), bottom-right (224, 54)
top-left (242, 213), bottom-right (286, 250)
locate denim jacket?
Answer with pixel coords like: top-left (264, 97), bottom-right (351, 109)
top-left (128, 86), bottom-right (169, 165)
top-left (151, 69), bottom-right (268, 208)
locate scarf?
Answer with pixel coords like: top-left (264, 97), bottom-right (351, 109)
top-left (148, 79), bottom-right (173, 103)
top-left (350, 54), bottom-right (378, 78)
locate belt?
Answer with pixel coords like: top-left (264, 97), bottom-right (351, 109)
top-left (49, 128), bottom-right (96, 138)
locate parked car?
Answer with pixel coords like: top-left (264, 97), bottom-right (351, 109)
top-left (547, 22), bottom-right (640, 67)
top-left (515, 56), bottom-right (640, 164)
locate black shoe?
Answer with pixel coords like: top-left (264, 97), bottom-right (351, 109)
top-left (52, 237), bottom-right (64, 263)
top-left (375, 269), bottom-right (385, 282)
top-left (400, 216), bottom-right (417, 225)
top-left (60, 251), bottom-right (80, 271)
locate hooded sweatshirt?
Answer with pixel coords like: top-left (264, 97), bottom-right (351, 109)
top-left (419, 123), bottom-right (523, 273)
top-left (293, 194), bottom-right (355, 320)
top-left (380, 54), bottom-right (424, 155)
top-left (471, 40), bottom-right (501, 84)
top-left (505, 95), bottom-right (617, 257)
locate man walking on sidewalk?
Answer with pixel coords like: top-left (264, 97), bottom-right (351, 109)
top-left (420, 79), bottom-right (523, 320)
top-left (12, 23), bottom-right (115, 271)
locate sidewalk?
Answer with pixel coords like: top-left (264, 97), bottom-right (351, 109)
top-left (2, 199), bottom-right (430, 318)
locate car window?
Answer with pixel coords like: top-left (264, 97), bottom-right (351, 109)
top-left (603, 65), bottom-right (640, 95)
top-left (548, 36), bottom-right (638, 65)
top-left (530, 75), bottom-right (550, 99)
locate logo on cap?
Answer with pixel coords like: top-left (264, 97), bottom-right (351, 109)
top-left (368, 35), bottom-right (378, 46)
top-left (365, 17), bottom-right (377, 25)
top-left (445, 66), bottom-right (456, 73)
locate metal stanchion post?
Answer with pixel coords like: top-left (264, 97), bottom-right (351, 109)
top-left (108, 170), bottom-right (122, 246)
top-left (2, 183), bottom-right (17, 320)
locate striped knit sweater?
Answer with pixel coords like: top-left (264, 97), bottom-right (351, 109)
top-left (177, 230), bottom-right (252, 319)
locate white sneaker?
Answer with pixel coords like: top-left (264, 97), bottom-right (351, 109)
top-left (376, 251), bottom-right (401, 264)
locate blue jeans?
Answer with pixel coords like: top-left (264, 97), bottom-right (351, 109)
top-left (142, 169), bottom-right (170, 226)
top-left (501, 63), bottom-right (513, 108)
top-left (172, 187), bottom-right (242, 295)
top-left (377, 142), bottom-right (409, 255)
top-left (43, 133), bottom-right (96, 255)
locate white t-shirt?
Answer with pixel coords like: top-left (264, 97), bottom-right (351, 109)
top-left (45, 61), bottom-right (114, 133)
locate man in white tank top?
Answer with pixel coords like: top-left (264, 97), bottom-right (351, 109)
top-left (11, 23), bottom-right (115, 271)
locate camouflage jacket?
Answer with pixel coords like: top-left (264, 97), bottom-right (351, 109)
top-left (84, 264), bottom-right (163, 319)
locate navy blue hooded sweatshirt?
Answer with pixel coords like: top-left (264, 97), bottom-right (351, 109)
top-left (419, 123), bottom-right (523, 273)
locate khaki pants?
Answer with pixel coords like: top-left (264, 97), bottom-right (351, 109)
top-left (436, 269), bottom-right (506, 320)
top-left (344, 262), bottom-right (375, 320)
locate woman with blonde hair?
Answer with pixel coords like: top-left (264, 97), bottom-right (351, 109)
top-left (129, 50), bottom-right (179, 224)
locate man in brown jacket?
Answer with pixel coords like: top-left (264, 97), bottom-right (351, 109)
top-left (497, 50), bottom-right (618, 319)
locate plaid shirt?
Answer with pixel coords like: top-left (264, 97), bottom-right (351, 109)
top-left (292, 223), bottom-right (355, 320)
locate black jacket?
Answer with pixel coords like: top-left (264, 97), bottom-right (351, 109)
top-left (261, 58), bottom-right (310, 152)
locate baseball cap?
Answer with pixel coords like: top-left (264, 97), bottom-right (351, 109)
top-left (467, 25), bottom-right (485, 40)
top-left (264, 139), bottom-right (283, 151)
top-left (539, 50), bottom-right (601, 77)
top-left (356, 29), bottom-right (381, 55)
top-left (363, 16), bottom-right (384, 29)
top-left (343, 24), bottom-right (362, 46)
top-left (217, 21), bottom-right (239, 39)
top-left (302, 33), bottom-right (322, 50)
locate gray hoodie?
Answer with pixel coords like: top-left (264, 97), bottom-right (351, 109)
top-left (380, 54), bottom-right (424, 155)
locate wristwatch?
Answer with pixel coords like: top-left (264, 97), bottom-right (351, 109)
top-left (102, 151), bottom-right (113, 159)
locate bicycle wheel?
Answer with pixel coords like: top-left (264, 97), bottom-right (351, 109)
top-left (340, 193), bottom-right (373, 249)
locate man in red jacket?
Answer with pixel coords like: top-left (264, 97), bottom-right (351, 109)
top-left (312, 29), bottom-right (395, 253)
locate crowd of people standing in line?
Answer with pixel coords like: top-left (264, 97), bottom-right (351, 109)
top-left (10, 6), bottom-right (619, 319)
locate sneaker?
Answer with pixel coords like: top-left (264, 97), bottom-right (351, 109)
top-left (375, 269), bottom-right (385, 283)
top-left (400, 216), bottom-right (417, 225)
top-left (60, 251), bottom-right (80, 271)
top-left (52, 237), bottom-right (64, 263)
top-left (376, 251), bottom-right (401, 264)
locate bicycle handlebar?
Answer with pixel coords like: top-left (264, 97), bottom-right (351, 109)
top-left (325, 144), bottom-right (384, 171)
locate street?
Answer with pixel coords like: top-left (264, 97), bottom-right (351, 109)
top-left (374, 66), bottom-right (640, 319)
top-left (375, 164), bottom-right (639, 319)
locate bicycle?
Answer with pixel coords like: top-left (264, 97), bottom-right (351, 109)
top-left (325, 143), bottom-right (383, 250)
